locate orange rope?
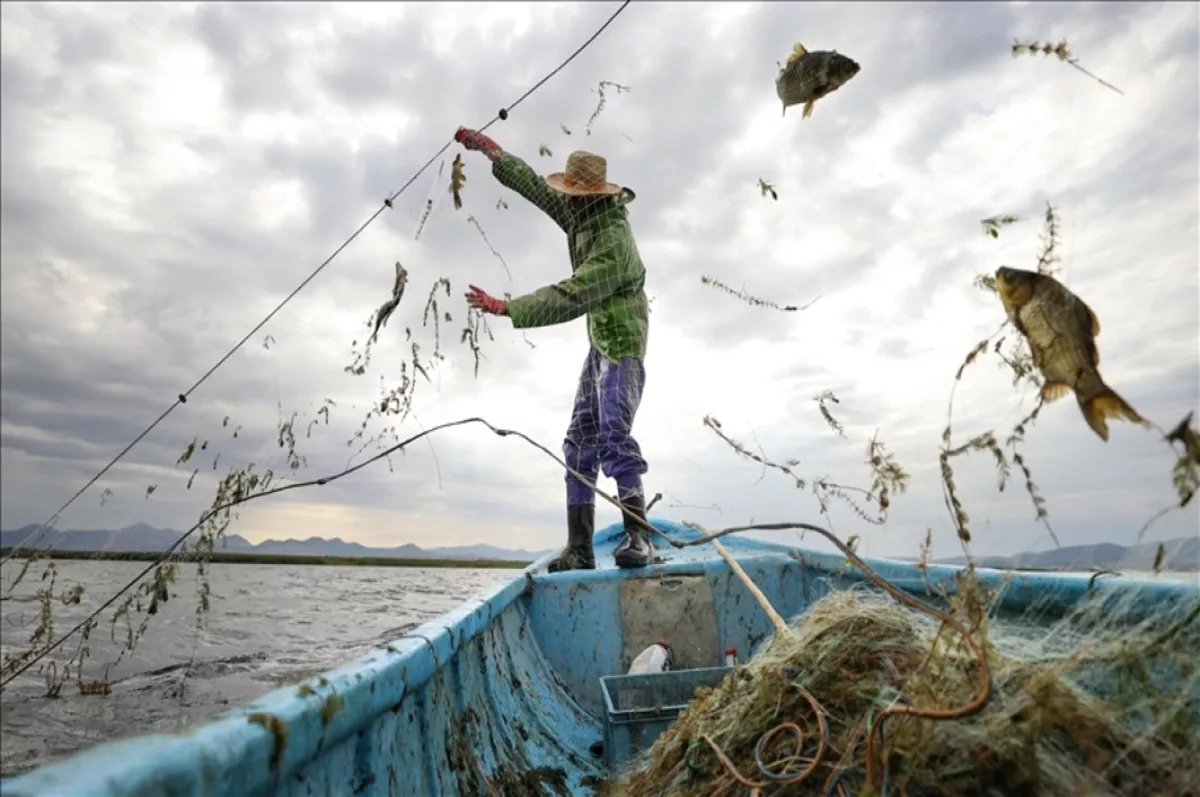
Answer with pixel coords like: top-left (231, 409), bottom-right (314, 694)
top-left (685, 521), bottom-right (994, 792)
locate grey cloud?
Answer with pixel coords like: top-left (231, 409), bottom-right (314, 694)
top-left (897, 143), bottom-right (1198, 331)
top-left (0, 2), bottom-right (1196, 566)
top-left (1119, 361), bottom-right (1200, 428)
top-left (0, 54), bottom-right (53, 108)
top-left (878, 337), bottom-right (915, 360)
top-left (200, 0), bottom-right (1008, 357)
top-left (184, 3), bottom-right (319, 115)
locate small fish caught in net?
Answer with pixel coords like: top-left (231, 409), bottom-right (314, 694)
top-left (368, 261), bottom-right (409, 345)
top-left (2, 7), bottom-right (1196, 791)
top-left (0, 84), bottom-right (649, 719)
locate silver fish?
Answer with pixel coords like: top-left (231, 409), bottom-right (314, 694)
top-left (369, 261), bottom-right (409, 344)
top-left (775, 42), bottom-right (861, 118)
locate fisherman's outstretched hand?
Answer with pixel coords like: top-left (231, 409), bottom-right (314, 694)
top-left (465, 284), bottom-right (508, 316)
top-left (454, 127), bottom-right (503, 162)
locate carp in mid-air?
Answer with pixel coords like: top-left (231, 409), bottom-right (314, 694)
top-left (994, 266), bottom-right (1149, 442)
top-left (775, 42), bottom-right (861, 118)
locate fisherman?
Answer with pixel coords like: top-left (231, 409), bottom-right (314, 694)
top-left (453, 126), bottom-right (654, 571)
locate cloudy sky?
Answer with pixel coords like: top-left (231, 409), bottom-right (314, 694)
top-left (1, 1), bottom-right (1196, 565)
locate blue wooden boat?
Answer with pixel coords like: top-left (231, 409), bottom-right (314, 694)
top-left (3, 518), bottom-right (1197, 797)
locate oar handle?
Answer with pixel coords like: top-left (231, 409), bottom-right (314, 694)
top-left (711, 539), bottom-right (791, 639)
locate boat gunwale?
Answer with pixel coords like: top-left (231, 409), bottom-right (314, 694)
top-left (574, 521), bottom-right (1197, 623)
top-left (0, 565), bottom-right (536, 795)
top-left (3, 518), bottom-right (1195, 794)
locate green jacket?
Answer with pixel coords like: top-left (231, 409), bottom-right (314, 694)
top-left (491, 152), bottom-right (649, 362)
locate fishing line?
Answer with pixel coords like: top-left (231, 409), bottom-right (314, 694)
top-left (1, 406), bottom-right (666, 689)
top-left (4, 398), bottom-right (1189, 689)
top-left (1, 0), bottom-right (634, 570)
top-left (1, 416), bottom-right (599, 688)
top-left (413, 161), bottom-right (450, 241)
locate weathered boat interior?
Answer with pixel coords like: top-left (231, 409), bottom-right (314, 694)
top-left (3, 519), bottom-right (1195, 797)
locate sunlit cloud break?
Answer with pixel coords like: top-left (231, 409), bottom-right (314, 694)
top-left (0, 1), bottom-right (1196, 568)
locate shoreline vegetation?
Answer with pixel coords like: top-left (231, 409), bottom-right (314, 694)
top-left (0, 548), bottom-right (532, 569)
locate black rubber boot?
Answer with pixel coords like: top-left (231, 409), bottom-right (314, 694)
top-left (546, 504), bottom-right (596, 573)
top-left (613, 493), bottom-right (654, 569)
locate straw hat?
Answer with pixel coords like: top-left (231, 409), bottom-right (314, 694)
top-left (544, 150), bottom-right (622, 197)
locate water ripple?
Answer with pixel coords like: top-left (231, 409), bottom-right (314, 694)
top-left (0, 559), bottom-right (512, 777)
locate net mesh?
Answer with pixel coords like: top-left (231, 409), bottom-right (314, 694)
top-left (0, 87), bottom-right (663, 756)
top-left (358, 138), bottom-right (655, 515)
top-left (489, 147), bottom-right (652, 510)
top-left (1, 31), bottom-right (1198, 797)
top-left (603, 578), bottom-right (1199, 796)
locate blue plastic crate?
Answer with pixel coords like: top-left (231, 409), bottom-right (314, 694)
top-left (599, 666), bottom-right (733, 767)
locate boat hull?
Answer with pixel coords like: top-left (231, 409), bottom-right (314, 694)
top-left (3, 519), bottom-right (1196, 796)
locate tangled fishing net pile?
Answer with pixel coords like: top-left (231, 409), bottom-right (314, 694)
top-left (608, 580), bottom-right (1199, 797)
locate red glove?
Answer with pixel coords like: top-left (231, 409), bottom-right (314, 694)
top-left (454, 127), bottom-right (503, 161)
top-left (465, 284), bottom-right (508, 316)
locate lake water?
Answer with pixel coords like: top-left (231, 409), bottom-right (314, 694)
top-left (0, 559), bottom-right (514, 778)
top-left (1, 559), bottom-right (1195, 779)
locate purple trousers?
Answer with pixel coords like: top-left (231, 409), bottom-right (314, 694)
top-left (563, 347), bottom-right (648, 506)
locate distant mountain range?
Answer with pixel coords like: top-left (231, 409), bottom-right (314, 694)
top-left (933, 535), bottom-right (1198, 573)
top-left (2, 523), bottom-right (1195, 572)
top-left (0, 523), bottom-right (553, 562)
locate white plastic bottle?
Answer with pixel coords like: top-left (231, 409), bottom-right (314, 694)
top-left (724, 646), bottom-right (738, 667)
top-left (628, 640), bottom-right (671, 674)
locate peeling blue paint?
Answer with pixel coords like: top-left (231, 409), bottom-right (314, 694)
top-left (3, 519), bottom-right (1196, 797)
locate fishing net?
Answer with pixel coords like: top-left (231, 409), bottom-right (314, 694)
top-left (596, 575), bottom-right (1200, 797)
top-left (364, 137), bottom-right (656, 544)
top-left (0, 78), bottom-right (656, 776)
top-left (461, 142), bottom-right (653, 512)
top-left (1, 15), bottom-right (1197, 794)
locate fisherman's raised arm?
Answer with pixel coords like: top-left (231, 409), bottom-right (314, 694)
top-left (506, 226), bottom-right (637, 329)
top-left (454, 127), bottom-right (569, 231)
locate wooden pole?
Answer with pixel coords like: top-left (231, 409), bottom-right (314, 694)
top-left (711, 538), bottom-right (791, 639)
